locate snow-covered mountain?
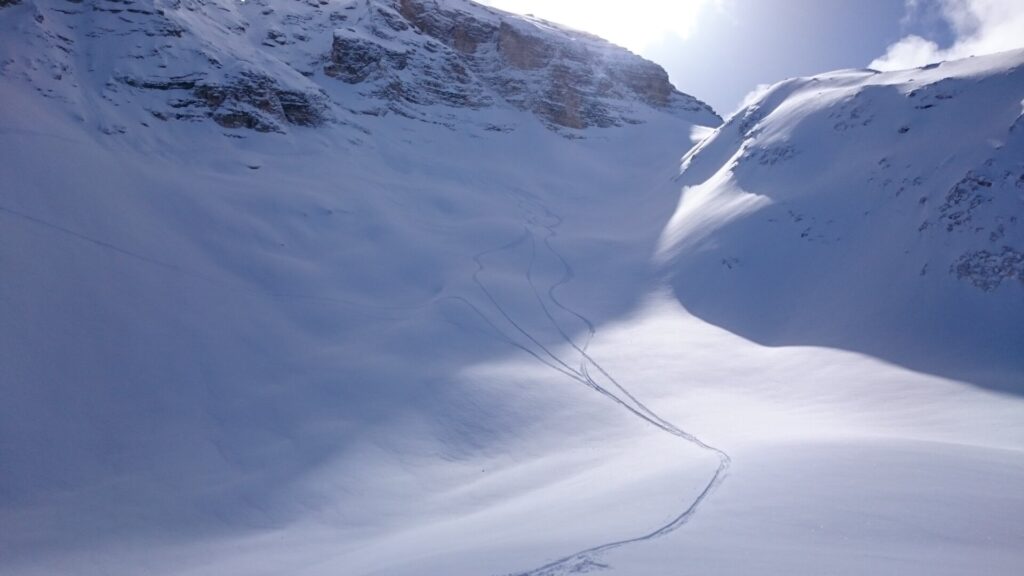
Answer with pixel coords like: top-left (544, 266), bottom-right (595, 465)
top-left (662, 50), bottom-right (1024, 390)
top-left (2, 2), bottom-right (1023, 576)
top-left (1, 1), bottom-right (724, 575)
top-left (0, 0), bottom-right (717, 133)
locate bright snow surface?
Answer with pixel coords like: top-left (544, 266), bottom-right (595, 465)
top-left (2, 2), bottom-right (1024, 574)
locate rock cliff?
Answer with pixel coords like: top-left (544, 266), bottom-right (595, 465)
top-left (0, 0), bottom-right (719, 133)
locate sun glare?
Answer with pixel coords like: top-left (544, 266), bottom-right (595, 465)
top-left (480, 0), bottom-right (709, 53)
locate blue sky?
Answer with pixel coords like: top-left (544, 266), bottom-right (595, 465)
top-left (645, 0), bottom-right (950, 114)
top-left (483, 0), bottom-right (1023, 115)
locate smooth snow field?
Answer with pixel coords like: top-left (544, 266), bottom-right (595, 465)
top-left (2, 14), bottom-right (1024, 575)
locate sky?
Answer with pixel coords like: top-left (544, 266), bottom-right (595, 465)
top-left (479, 0), bottom-right (1024, 116)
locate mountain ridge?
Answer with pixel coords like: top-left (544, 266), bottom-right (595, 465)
top-left (0, 0), bottom-right (719, 134)
top-left (661, 47), bottom-right (1024, 391)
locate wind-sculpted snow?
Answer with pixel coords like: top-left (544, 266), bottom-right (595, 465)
top-left (662, 49), bottom-right (1024, 393)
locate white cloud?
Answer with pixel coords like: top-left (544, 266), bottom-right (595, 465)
top-left (737, 83), bottom-right (773, 110)
top-left (871, 0), bottom-right (1024, 71)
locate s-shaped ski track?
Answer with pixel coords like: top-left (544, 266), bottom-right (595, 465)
top-left (457, 197), bottom-right (732, 576)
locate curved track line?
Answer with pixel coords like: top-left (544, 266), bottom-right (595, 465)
top-left (4, 197), bottom-right (731, 574)
top-left (461, 197), bottom-right (732, 576)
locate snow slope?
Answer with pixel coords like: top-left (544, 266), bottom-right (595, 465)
top-left (0, 81), bottom-right (715, 576)
top-left (2, 1), bottom-right (726, 574)
top-left (2, 2), bottom-right (1024, 575)
top-left (662, 49), bottom-right (1024, 391)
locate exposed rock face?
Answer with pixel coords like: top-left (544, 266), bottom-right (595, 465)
top-left (953, 247), bottom-right (1024, 291)
top-left (0, 0), bottom-right (718, 133)
top-left (324, 11), bottom-right (491, 111)
top-left (328, 0), bottom-right (719, 129)
top-left (1, 0), bottom-right (337, 133)
top-left (122, 71), bottom-right (331, 133)
top-left (193, 73), bottom-right (331, 132)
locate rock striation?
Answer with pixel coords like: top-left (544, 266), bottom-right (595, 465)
top-left (327, 0), bottom-right (719, 128)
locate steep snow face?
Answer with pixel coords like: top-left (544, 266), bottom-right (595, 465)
top-left (661, 49), bottom-right (1024, 391)
top-left (0, 0), bottom-right (718, 133)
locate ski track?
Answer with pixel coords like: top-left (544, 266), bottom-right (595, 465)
top-left (1, 198), bottom-right (731, 575)
top-left (455, 197), bottom-right (731, 576)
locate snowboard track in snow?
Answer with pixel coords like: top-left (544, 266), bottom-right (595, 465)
top-left (451, 196), bottom-right (732, 576)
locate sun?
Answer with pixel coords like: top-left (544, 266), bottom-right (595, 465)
top-left (480, 0), bottom-right (709, 53)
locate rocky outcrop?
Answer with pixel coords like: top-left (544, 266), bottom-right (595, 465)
top-left (327, 0), bottom-right (720, 129)
top-left (325, 26), bottom-right (490, 110)
top-left (953, 247), bottom-right (1024, 291)
top-left (938, 171), bottom-right (995, 232)
top-left (121, 71), bottom-right (331, 132)
top-left (2, 0), bottom-right (718, 133)
top-left (191, 73), bottom-right (331, 132)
